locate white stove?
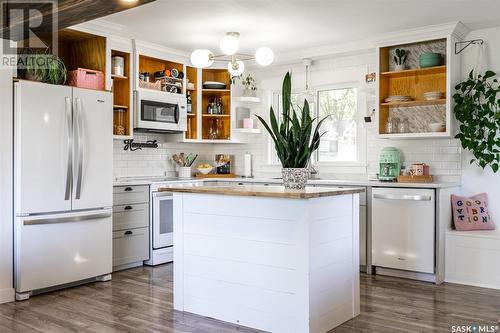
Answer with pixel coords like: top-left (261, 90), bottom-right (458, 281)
top-left (138, 177), bottom-right (203, 266)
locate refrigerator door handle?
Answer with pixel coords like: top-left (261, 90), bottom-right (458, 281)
top-left (64, 97), bottom-right (73, 201)
top-left (23, 212), bottom-right (112, 226)
top-left (75, 97), bottom-right (84, 200)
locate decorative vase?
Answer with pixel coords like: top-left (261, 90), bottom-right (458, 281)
top-left (243, 89), bottom-right (257, 97)
top-left (282, 168), bottom-right (310, 190)
top-left (395, 64), bottom-right (405, 71)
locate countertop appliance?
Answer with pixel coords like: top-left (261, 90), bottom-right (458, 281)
top-left (378, 147), bottom-right (401, 181)
top-left (145, 180), bottom-right (203, 266)
top-left (14, 80), bottom-right (113, 300)
top-left (372, 187), bottom-right (435, 275)
top-left (134, 89), bottom-right (187, 133)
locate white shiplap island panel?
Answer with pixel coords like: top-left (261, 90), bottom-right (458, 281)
top-left (172, 185), bottom-right (361, 333)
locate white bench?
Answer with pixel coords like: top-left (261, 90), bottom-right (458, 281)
top-left (445, 228), bottom-right (500, 289)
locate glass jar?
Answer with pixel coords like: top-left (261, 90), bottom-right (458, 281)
top-left (392, 117), bottom-right (400, 134)
top-left (113, 108), bottom-right (126, 136)
top-left (385, 117), bottom-right (394, 134)
top-left (399, 117), bottom-right (410, 133)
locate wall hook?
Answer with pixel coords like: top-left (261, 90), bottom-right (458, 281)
top-left (455, 39), bottom-right (484, 55)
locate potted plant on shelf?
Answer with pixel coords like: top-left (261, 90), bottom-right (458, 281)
top-left (18, 50), bottom-right (67, 85)
top-left (233, 73), bottom-right (257, 97)
top-left (256, 72), bottom-right (327, 190)
top-left (394, 48), bottom-right (407, 71)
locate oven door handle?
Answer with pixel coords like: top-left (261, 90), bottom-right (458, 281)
top-left (153, 191), bottom-right (174, 198)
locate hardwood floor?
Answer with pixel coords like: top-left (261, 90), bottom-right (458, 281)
top-left (0, 264), bottom-right (499, 333)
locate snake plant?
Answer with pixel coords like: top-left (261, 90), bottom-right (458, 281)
top-left (256, 72), bottom-right (327, 168)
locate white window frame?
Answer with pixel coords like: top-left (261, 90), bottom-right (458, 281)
top-left (313, 82), bottom-right (366, 168)
top-left (266, 82), bottom-right (367, 170)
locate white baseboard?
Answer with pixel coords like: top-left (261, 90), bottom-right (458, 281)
top-left (0, 287), bottom-right (15, 304)
top-left (444, 278), bottom-right (500, 290)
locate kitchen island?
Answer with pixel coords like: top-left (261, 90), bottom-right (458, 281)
top-left (165, 185), bottom-right (364, 333)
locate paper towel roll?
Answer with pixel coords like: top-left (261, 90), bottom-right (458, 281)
top-left (244, 152), bottom-right (252, 178)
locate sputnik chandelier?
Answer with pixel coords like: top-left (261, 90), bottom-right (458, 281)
top-left (190, 32), bottom-right (274, 75)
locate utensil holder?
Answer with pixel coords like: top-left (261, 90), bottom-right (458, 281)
top-left (178, 167), bottom-right (191, 179)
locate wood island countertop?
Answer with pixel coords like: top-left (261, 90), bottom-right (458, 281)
top-left (159, 184), bottom-right (364, 199)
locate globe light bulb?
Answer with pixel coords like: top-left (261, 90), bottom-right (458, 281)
top-left (220, 33), bottom-right (239, 56)
top-left (227, 60), bottom-right (245, 76)
top-left (190, 49), bottom-right (214, 68)
top-left (255, 46), bottom-right (274, 66)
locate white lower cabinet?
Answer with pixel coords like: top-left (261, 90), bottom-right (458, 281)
top-left (112, 186), bottom-right (150, 270)
top-left (372, 188), bottom-right (435, 274)
top-left (112, 227), bottom-right (149, 267)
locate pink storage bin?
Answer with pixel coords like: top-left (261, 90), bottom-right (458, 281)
top-left (67, 68), bottom-right (105, 90)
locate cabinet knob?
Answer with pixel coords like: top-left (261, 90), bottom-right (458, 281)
top-left (124, 187), bottom-right (133, 192)
top-left (124, 206), bottom-right (133, 210)
top-left (124, 230), bottom-right (133, 236)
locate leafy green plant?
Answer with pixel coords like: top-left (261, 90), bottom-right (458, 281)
top-left (231, 73), bottom-right (257, 90)
top-left (453, 70), bottom-right (500, 172)
top-left (394, 48), bottom-right (407, 65)
top-left (19, 51), bottom-right (67, 85)
top-left (256, 72), bottom-right (327, 168)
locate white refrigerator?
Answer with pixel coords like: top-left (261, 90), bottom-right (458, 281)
top-left (14, 80), bottom-right (113, 300)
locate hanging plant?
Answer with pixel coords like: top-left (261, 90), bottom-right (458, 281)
top-left (453, 70), bottom-right (500, 172)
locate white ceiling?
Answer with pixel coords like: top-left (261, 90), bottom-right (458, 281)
top-left (101, 0), bottom-right (500, 60)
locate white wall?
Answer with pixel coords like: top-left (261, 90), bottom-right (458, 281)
top-left (252, 52), bottom-right (462, 182)
top-left (0, 57), bottom-right (14, 302)
top-left (459, 26), bottom-right (500, 224)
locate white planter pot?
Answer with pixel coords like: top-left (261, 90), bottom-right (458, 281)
top-left (243, 89), bottom-right (257, 97)
top-left (395, 64), bottom-right (406, 71)
top-left (282, 168), bottom-right (310, 190)
top-left (178, 167), bottom-right (192, 179)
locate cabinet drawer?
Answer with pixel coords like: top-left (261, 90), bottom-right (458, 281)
top-left (112, 203), bottom-right (149, 231)
top-left (113, 185), bottom-right (149, 205)
top-left (113, 227), bottom-right (149, 267)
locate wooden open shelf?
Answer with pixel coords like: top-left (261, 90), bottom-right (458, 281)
top-left (57, 29), bottom-right (107, 76)
top-left (185, 66), bottom-right (198, 140)
top-left (201, 68), bottom-right (232, 140)
top-left (378, 38), bottom-right (447, 136)
top-left (380, 65), bottom-right (446, 78)
top-left (138, 55), bottom-right (184, 95)
top-left (202, 89), bottom-right (231, 93)
top-left (202, 114), bottom-right (230, 118)
top-left (111, 50), bottom-right (131, 138)
top-left (380, 99), bottom-right (446, 108)
top-left (111, 74), bottom-right (128, 80)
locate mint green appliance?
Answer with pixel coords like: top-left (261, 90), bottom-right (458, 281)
top-left (379, 147), bottom-right (401, 181)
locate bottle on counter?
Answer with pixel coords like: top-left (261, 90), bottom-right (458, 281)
top-left (187, 91), bottom-right (192, 113)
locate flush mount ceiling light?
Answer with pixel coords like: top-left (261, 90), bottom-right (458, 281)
top-left (190, 32), bottom-right (274, 75)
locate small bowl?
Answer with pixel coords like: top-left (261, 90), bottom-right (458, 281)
top-left (429, 123), bottom-right (445, 132)
top-left (197, 166), bottom-right (214, 175)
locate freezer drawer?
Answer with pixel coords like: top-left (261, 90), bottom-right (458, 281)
top-left (113, 227), bottom-right (149, 267)
top-left (113, 185), bottom-right (149, 205)
top-left (112, 203), bottom-right (149, 231)
top-left (372, 188), bottom-right (435, 274)
top-left (15, 209), bottom-right (112, 293)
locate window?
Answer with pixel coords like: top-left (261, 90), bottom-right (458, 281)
top-left (317, 88), bottom-right (358, 162)
top-left (269, 86), bottom-right (362, 166)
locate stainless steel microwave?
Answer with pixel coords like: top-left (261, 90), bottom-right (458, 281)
top-left (134, 90), bottom-right (187, 133)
